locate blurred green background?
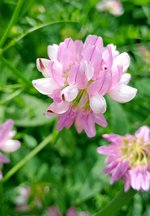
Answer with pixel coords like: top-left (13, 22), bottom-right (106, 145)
top-left (0, 0), bottom-right (150, 215)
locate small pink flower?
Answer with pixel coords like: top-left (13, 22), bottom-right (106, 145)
top-left (0, 119), bottom-right (20, 153)
top-left (96, 0), bottom-right (124, 16)
top-left (45, 206), bottom-right (90, 216)
top-left (33, 35), bottom-right (137, 137)
top-left (67, 208), bottom-right (78, 216)
top-left (0, 119), bottom-right (20, 179)
top-left (97, 126), bottom-right (150, 191)
top-left (46, 206), bottom-right (62, 216)
top-left (15, 186), bottom-right (31, 211)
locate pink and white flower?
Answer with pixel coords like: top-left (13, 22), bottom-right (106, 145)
top-left (33, 35), bottom-right (137, 137)
top-left (45, 206), bottom-right (89, 216)
top-left (97, 126), bottom-right (150, 191)
top-left (96, 0), bottom-right (124, 16)
top-left (0, 119), bottom-right (20, 179)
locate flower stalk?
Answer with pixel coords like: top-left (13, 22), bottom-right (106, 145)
top-left (2, 127), bottom-right (59, 182)
top-left (0, 0), bottom-right (24, 48)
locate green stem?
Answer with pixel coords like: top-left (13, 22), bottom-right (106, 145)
top-left (0, 0), bottom-right (24, 48)
top-left (2, 20), bottom-right (78, 53)
top-left (93, 189), bottom-right (136, 216)
top-left (2, 128), bottom-right (59, 182)
top-left (0, 89), bottom-right (23, 105)
top-left (0, 182), bottom-right (5, 215)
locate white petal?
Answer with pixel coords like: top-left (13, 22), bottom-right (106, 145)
top-left (32, 78), bottom-right (59, 95)
top-left (109, 44), bottom-right (119, 58)
top-left (90, 95), bottom-right (107, 114)
top-left (84, 61), bottom-right (94, 81)
top-left (109, 84), bottom-right (137, 103)
top-left (112, 52), bottom-right (130, 72)
top-left (48, 44), bottom-right (59, 60)
top-left (36, 58), bottom-right (50, 77)
top-left (120, 73), bottom-right (131, 84)
top-left (61, 85), bottom-right (79, 102)
top-left (1, 140), bottom-right (20, 153)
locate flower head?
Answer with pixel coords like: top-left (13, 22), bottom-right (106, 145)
top-left (33, 35), bottom-right (137, 137)
top-left (45, 206), bottom-right (89, 216)
top-left (97, 126), bottom-right (150, 191)
top-left (96, 0), bottom-right (124, 16)
top-left (0, 119), bottom-right (20, 179)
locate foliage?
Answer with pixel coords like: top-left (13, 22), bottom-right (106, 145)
top-left (0, 0), bottom-right (150, 215)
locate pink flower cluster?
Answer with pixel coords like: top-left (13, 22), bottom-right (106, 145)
top-left (46, 206), bottom-right (89, 216)
top-left (97, 126), bottom-right (150, 191)
top-left (33, 35), bottom-right (137, 137)
top-left (0, 119), bottom-right (20, 179)
top-left (96, 0), bottom-right (124, 16)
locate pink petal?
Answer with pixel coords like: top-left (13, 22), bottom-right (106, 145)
top-left (83, 35), bottom-right (103, 50)
top-left (47, 205), bottom-right (62, 216)
top-left (68, 64), bottom-right (88, 89)
top-left (61, 85), bottom-right (79, 102)
top-left (94, 113), bottom-right (108, 127)
top-left (108, 84), bottom-right (137, 103)
top-left (32, 78), bottom-right (59, 95)
top-left (88, 68), bottom-right (112, 96)
top-left (124, 173), bottom-right (131, 192)
top-left (0, 171), bottom-right (3, 180)
top-left (82, 113), bottom-right (96, 138)
top-left (68, 65), bottom-right (78, 85)
top-left (56, 108), bottom-right (76, 130)
top-left (130, 169), bottom-right (137, 190)
top-left (46, 101), bottom-right (70, 114)
top-left (76, 63), bottom-right (88, 89)
top-left (84, 61), bottom-right (94, 81)
top-left (49, 60), bottom-right (64, 86)
top-left (0, 119), bottom-right (14, 146)
top-left (50, 89), bottom-right (62, 103)
top-left (82, 46), bottom-right (102, 79)
top-left (75, 111), bottom-right (83, 133)
top-left (102, 134), bottom-right (122, 143)
top-left (142, 172), bottom-right (150, 191)
top-left (90, 95), bottom-right (106, 114)
top-left (1, 140), bottom-right (20, 153)
top-left (0, 153), bottom-right (10, 163)
top-left (111, 65), bottom-right (123, 89)
top-left (112, 161), bottom-right (129, 182)
top-left (102, 45), bottom-right (113, 68)
top-left (135, 126), bottom-right (150, 142)
top-left (97, 145), bottom-right (117, 156)
top-left (109, 44), bottom-right (119, 58)
top-left (74, 40), bottom-right (83, 62)
top-left (57, 38), bottom-right (76, 70)
top-left (103, 161), bottom-right (118, 175)
top-left (47, 44), bottom-right (59, 60)
top-left (67, 208), bottom-right (78, 216)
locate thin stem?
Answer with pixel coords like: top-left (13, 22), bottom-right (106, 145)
top-left (0, 0), bottom-right (24, 48)
top-left (0, 89), bottom-right (23, 105)
top-left (2, 128), bottom-right (59, 182)
top-left (2, 21), bottom-right (78, 53)
top-left (0, 182), bottom-right (5, 215)
top-left (93, 189), bottom-right (136, 216)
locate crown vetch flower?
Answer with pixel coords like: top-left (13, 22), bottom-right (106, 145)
top-left (33, 35), bottom-right (137, 137)
top-left (96, 0), bottom-right (124, 16)
top-left (97, 126), bottom-right (150, 191)
top-left (0, 119), bottom-right (20, 179)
